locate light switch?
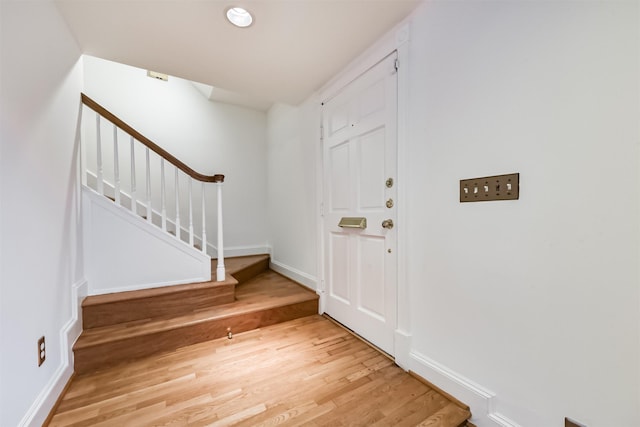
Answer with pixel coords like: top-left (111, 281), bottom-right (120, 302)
top-left (460, 173), bottom-right (519, 202)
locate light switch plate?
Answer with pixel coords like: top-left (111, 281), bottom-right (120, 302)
top-left (460, 173), bottom-right (519, 202)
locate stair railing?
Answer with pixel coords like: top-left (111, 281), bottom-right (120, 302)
top-left (80, 93), bottom-right (226, 281)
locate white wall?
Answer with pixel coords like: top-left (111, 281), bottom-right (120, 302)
top-left (404, 1), bottom-right (639, 426)
top-left (266, 101), bottom-right (320, 289)
top-left (0, 1), bottom-right (84, 426)
top-left (83, 187), bottom-right (210, 295)
top-left (300, 0), bottom-right (639, 426)
top-left (82, 56), bottom-right (269, 255)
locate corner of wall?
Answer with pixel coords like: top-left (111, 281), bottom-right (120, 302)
top-left (269, 259), bottom-right (317, 291)
top-left (18, 279), bottom-right (87, 427)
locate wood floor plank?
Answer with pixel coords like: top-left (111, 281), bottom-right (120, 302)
top-left (50, 315), bottom-right (470, 427)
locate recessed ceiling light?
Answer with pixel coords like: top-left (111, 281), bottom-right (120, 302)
top-left (226, 7), bottom-right (253, 28)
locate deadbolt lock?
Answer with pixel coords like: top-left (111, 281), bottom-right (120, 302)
top-left (382, 219), bottom-right (394, 229)
top-left (385, 177), bottom-right (394, 188)
top-left (386, 198), bottom-right (394, 208)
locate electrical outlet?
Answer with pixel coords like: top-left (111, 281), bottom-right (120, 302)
top-left (460, 173), bottom-right (519, 202)
top-left (565, 417), bottom-right (587, 427)
top-left (37, 336), bottom-right (45, 366)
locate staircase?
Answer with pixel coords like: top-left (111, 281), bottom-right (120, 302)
top-left (73, 254), bottom-right (319, 374)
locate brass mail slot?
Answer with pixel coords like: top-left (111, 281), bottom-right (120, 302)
top-left (338, 217), bottom-right (367, 229)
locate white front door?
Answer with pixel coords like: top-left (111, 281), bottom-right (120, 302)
top-left (322, 52), bottom-right (398, 356)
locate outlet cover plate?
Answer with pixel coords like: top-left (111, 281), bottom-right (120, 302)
top-left (37, 336), bottom-right (45, 366)
top-left (460, 173), bottom-right (519, 202)
top-left (565, 418), bottom-right (587, 427)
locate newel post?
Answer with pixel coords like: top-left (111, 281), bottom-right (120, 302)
top-left (214, 174), bottom-right (225, 281)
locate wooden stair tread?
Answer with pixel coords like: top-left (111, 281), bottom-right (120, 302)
top-left (416, 403), bottom-right (472, 427)
top-left (215, 254), bottom-right (270, 276)
top-left (84, 255), bottom-right (270, 308)
top-left (73, 255), bottom-right (319, 374)
top-left (75, 270), bottom-right (317, 349)
top-left (82, 275), bottom-right (238, 307)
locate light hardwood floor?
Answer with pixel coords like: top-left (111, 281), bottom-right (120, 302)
top-left (50, 315), bottom-right (470, 426)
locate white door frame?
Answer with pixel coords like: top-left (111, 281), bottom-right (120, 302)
top-left (316, 23), bottom-right (412, 369)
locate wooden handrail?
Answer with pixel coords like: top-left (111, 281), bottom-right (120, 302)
top-left (81, 93), bottom-right (224, 183)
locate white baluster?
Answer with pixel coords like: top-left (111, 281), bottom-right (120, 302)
top-left (174, 167), bottom-right (180, 240)
top-left (130, 136), bottom-right (136, 214)
top-left (188, 178), bottom-right (194, 246)
top-left (145, 148), bottom-right (152, 224)
top-left (79, 105), bottom-right (87, 187)
top-left (113, 125), bottom-right (120, 205)
top-left (96, 114), bottom-right (104, 195)
top-left (216, 180), bottom-right (225, 281)
top-left (161, 159), bottom-right (166, 231)
top-left (201, 184), bottom-right (207, 254)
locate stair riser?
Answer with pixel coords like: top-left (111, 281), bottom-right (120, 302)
top-left (83, 285), bottom-right (236, 329)
top-left (231, 258), bottom-right (269, 284)
top-left (74, 299), bottom-right (318, 374)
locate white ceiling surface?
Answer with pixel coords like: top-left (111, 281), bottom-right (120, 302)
top-left (55, 1), bottom-right (420, 109)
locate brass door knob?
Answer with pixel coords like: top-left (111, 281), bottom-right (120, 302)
top-left (381, 219), bottom-right (394, 229)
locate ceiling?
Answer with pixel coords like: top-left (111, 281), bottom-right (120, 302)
top-left (55, 0), bottom-right (421, 109)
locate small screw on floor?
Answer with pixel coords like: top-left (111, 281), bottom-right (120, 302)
top-left (227, 328), bottom-right (233, 339)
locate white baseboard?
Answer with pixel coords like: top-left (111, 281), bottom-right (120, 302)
top-left (89, 276), bottom-right (211, 296)
top-left (393, 329), bottom-right (412, 370)
top-left (409, 350), bottom-right (520, 427)
top-left (66, 279), bottom-right (88, 360)
top-left (488, 412), bottom-right (522, 427)
top-left (269, 259), bottom-right (317, 291)
top-left (212, 245), bottom-right (271, 259)
top-left (19, 279), bottom-right (87, 427)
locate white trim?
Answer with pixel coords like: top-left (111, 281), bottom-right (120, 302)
top-left (90, 276), bottom-right (213, 296)
top-left (394, 22), bottom-right (411, 368)
top-left (84, 186), bottom-right (210, 265)
top-left (318, 23), bottom-right (408, 359)
top-left (319, 19), bottom-right (409, 104)
top-left (488, 413), bottom-right (522, 427)
top-left (208, 244), bottom-right (270, 259)
top-left (18, 279), bottom-right (87, 427)
top-left (410, 350), bottom-right (495, 406)
top-left (66, 280), bottom-right (88, 362)
top-left (393, 329), bottom-right (412, 370)
top-left (269, 259), bottom-right (318, 291)
top-left (86, 172), bottom-right (267, 261)
top-left (83, 186), bottom-right (211, 294)
top-left (316, 96), bottom-right (326, 315)
top-left (409, 350), bottom-right (520, 427)
top-left (87, 171), bottom-right (210, 254)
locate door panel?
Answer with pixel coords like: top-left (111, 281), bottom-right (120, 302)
top-left (322, 52), bottom-right (398, 355)
top-left (329, 103), bottom-right (349, 135)
top-left (359, 79), bottom-right (386, 119)
top-left (357, 234), bottom-right (386, 320)
top-left (358, 128), bottom-right (386, 210)
top-left (329, 232), bottom-right (350, 303)
top-left (329, 142), bottom-right (350, 211)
